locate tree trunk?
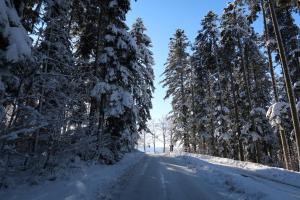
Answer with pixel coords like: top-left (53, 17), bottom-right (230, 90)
top-left (34, 23), bottom-right (54, 155)
top-left (230, 61), bottom-right (244, 161)
top-left (170, 130), bottom-right (174, 152)
top-left (214, 42), bottom-right (225, 138)
top-left (239, 38), bottom-right (261, 163)
top-left (163, 132), bottom-right (166, 153)
top-left (180, 71), bottom-right (189, 151)
top-left (90, 6), bottom-right (106, 140)
top-left (153, 133), bottom-right (156, 154)
top-left (143, 131), bottom-right (146, 152)
top-left (190, 71), bottom-right (197, 153)
top-left (279, 128), bottom-right (293, 169)
top-left (208, 74), bottom-right (216, 156)
top-left (238, 40), bottom-right (253, 113)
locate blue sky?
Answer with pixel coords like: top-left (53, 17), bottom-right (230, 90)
top-left (126, 0), bottom-right (298, 120)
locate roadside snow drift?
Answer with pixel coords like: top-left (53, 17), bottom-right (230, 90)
top-left (0, 152), bottom-right (144, 200)
top-left (173, 152), bottom-right (300, 200)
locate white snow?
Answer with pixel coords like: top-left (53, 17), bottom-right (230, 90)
top-left (90, 82), bottom-right (110, 101)
top-left (172, 151), bottom-right (300, 200)
top-left (117, 37), bottom-right (128, 49)
top-left (109, 0), bottom-right (118, 8)
top-left (0, 0), bottom-right (32, 62)
top-left (251, 107), bottom-right (267, 116)
top-left (250, 131), bottom-right (261, 141)
top-left (294, 81), bottom-right (300, 90)
top-left (266, 39), bottom-right (277, 47)
top-left (266, 102), bottom-right (289, 119)
top-left (104, 34), bottom-right (116, 42)
top-left (2, 150), bottom-right (300, 200)
top-left (0, 151), bottom-right (145, 200)
top-left (5, 27), bottom-right (32, 62)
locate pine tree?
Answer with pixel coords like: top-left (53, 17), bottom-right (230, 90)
top-left (267, 0), bottom-right (300, 170)
top-left (161, 29), bottom-right (190, 151)
top-left (220, 3), bottom-right (252, 161)
top-left (243, 28), bottom-right (275, 164)
top-left (275, 6), bottom-right (300, 100)
top-left (191, 11), bottom-right (231, 156)
top-left (19, 0), bottom-right (43, 33)
top-left (22, 0), bottom-right (75, 168)
top-left (260, 0), bottom-right (292, 169)
top-left (189, 53), bottom-right (211, 154)
top-left (0, 0), bottom-right (159, 186)
top-left (130, 18), bottom-right (155, 134)
top-left (90, 0), bottom-right (139, 163)
top-left (186, 56), bottom-right (199, 153)
top-left (219, 2), bottom-right (269, 162)
top-left (239, 0), bottom-right (295, 169)
top-left (0, 0), bottom-right (37, 142)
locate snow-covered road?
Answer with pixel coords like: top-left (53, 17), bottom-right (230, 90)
top-left (2, 152), bottom-right (300, 200)
top-left (108, 154), bottom-right (300, 200)
top-left (109, 155), bottom-right (227, 200)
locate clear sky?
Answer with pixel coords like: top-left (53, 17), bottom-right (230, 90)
top-left (125, 0), bottom-right (298, 121)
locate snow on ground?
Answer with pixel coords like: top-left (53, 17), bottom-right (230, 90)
top-left (2, 150), bottom-right (300, 200)
top-left (172, 151), bottom-right (300, 200)
top-left (0, 151), bottom-right (145, 200)
top-left (137, 146), bottom-right (165, 154)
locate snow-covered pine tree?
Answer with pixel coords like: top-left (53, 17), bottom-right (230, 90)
top-left (219, 3), bottom-right (251, 161)
top-left (74, 0), bottom-right (104, 60)
top-left (73, 0), bottom-right (109, 140)
top-left (26, 0), bottom-right (75, 167)
top-left (0, 0), bottom-right (51, 185)
top-left (241, 0), bottom-right (293, 170)
top-left (162, 29), bottom-right (190, 151)
top-left (244, 29), bottom-right (275, 164)
top-left (268, 76), bottom-right (296, 168)
top-left (17, 0), bottom-right (43, 33)
top-left (220, 2), bottom-right (268, 162)
top-left (267, 0), bottom-right (300, 171)
top-left (0, 0), bottom-right (159, 187)
top-left (59, 0), bottom-right (107, 160)
top-left (91, 0), bottom-right (139, 163)
top-left (130, 18), bottom-right (155, 134)
top-left (186, 56), bottom-right (199, 153)
top-left (193, 11), bottom-right (232, 157)
top-left (263, 3), bottom-right (300, 102)
top-left (0, 0), bottom-right (38, 142)
top-left (0, 0), bottom-right (32, 65)
top-left (276, 8), bottom-right (300, 101)
top-left (260, 0), bottom-right (291, 169)
top-left (189, 52), bottom-right (211, 155)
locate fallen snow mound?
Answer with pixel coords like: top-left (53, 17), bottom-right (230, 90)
top-left (173, 152), bottom-right (300, 188)
top-left (0, 151), bottom-right (145, 200)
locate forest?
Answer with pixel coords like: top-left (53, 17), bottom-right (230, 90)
top-left (162, 0), bottom-right (300, 171)
top-left (0, 0), bottom-right (300, 193)
top-left (0, 0), bottom-right (155, 188)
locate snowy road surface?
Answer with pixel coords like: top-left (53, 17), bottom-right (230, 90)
top-left (110, 155), bottom-right (227, 200)
top-left (2, 152), bottom-right (300, 200)
top-left (108, 154), bottom-right (300, 200)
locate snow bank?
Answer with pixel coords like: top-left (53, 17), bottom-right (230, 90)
top-left (0, 151), bottom-right (144, 200)
top-left (172, 151), bottom-right (300, 200)
top-left (174, 152), bottom-right (300, 187)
